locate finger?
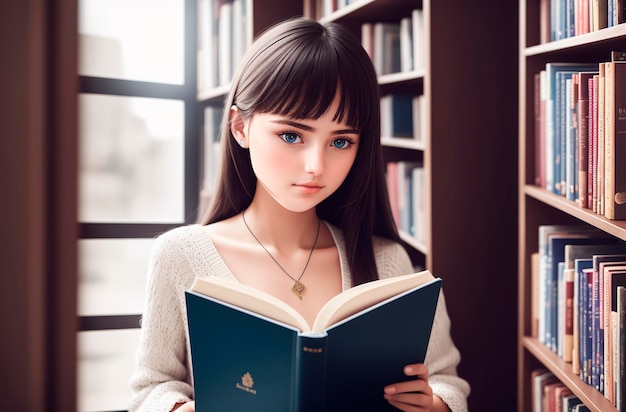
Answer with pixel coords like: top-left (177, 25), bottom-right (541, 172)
top-left (404, 363), bottom-right (429, 380)
top-left (384, 378), bottom-right (430, 396)
top-left (385, 392), bottom-right (432, 412)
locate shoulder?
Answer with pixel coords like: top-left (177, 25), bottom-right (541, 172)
top-left (150, 224), bottom-right (212, 260)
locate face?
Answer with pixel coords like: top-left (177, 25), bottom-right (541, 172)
top-left (233, 94), bottom-right (360, 213)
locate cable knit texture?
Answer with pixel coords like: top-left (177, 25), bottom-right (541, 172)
top-left (129, 222), bottom-right (470, 411)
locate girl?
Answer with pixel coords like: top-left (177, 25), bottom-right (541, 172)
top-left (129, 17), bottom-right (470, 412)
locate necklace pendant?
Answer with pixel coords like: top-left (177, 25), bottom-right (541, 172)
top-left (291, 281), bottom-right (305, 299)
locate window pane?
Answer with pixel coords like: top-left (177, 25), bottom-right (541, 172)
top-left (78, 238), bottom-right (153, 316)
top-left (78, 0), bottom-right (184, 84)
top-left (78, 329), bottom-right (141, 412)
top-left (79, 94), bottom-right (184, 223)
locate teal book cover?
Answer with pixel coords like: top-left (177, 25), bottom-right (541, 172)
top-left (185, 275), bottom-right (442, 412)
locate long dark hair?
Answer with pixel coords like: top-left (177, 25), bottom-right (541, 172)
top-left (203, 17), bottom-right (401, 285)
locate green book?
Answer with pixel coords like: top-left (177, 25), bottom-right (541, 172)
top-left (185, 271), bottom-right (442, 412)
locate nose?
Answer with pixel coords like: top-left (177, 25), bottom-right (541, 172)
top-left (303, 145), bottom-right (325, 176)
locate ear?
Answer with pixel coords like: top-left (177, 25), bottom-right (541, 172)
top-left (230, 105), bottom-right (247, 148)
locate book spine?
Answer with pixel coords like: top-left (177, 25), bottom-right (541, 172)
top-left (607, 62), bottom-right (626, 220)
top-left (294, 335), bottom-right (328, 412)
top-left (578, 74), bottom-right (590, 208)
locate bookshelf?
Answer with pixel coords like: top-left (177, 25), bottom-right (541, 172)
top-left (518, 1), bottom-right (626, 411)
top-left (198, 0), bottom-right (519, 409)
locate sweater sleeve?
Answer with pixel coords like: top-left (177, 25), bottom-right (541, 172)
top-left (128, 228), bottom-right (195, 412)
top-left (374, 238), bottom-right (471, 412)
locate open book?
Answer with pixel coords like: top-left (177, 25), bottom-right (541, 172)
top-left (185, 270), bottom-right (442, 412)
top-left (188, 269), bottom-right (437, 334)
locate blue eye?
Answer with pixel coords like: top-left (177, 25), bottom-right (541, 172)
top-left (279, 132), bottom-right (301, 144)
top-left (332, 138), bottom-right (353, 149)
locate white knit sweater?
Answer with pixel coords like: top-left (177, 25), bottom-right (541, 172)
top-left (128, 222), bottom-right (470, 412)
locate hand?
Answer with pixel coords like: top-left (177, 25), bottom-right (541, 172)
top-left (383, 363), bottom-right (436, 412)
top-left (171, 401), bottom-right (195, 411)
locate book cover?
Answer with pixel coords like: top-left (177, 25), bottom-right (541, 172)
top-left (185, 272), bottom-right (442, 412)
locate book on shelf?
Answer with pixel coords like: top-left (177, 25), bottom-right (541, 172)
top-left (542, 63), bottom-right (598, 195)
top-left (562, 393), bottom-right (583, 411)
top-left (373, 22), bottom-right (401, 76)
top-left (578, 71), bottom-right (598, 208)
top-left (544, 380), bottom-right (567, 412)
top-left (202, 106), bottom-right (224, 194)
top-left (618, 285), bottom-right (626, 410)
top-left (592, 253), bottom-right (626, 395)
top-left (535, 71), bottom-right (546, 187)
top-left (363, 10), bottom-right (423, 77)
top-left (540, 0), bottom-right (623, 41)
top-left (604, 60), bottom-right (626, 220)
top-left (380, 94), bottom-right (414, 138)
top-left (412, 94), bottom-right (426, 143)
top-left (542, 228), bottom-right (614, 353)
top-left (411, 9), bottom-right (424, 71)
top-left (579, 263), bottom-right (595, 385)
top-left (603, 263), bottom-right (626, 405)
top-left (399, 16), bottom-right (413, 73)
top-left (386, 161), bottom-right (424, 241)
top-left (564, 243), bottom-right (626, 371)
top-left (538, 225), bottom-right (587, 347)
top-left (598, 64), bottom-right (607, 216)
top-left (532, 252), bottom-right (541, 338)
top-left (531, 368), bottom-right (557, 412)
top-left (185, 271), bottom-right (442, 412)
top-left (565, 73), bottom-right (579, 201)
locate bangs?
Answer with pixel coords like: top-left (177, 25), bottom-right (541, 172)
top-left (235, 22), bottom-right (378, 132)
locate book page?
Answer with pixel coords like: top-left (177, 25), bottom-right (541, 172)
top-left (311, 270), bottom-right (435, 332)
top-left (190, 276), bottom-right (311, 332)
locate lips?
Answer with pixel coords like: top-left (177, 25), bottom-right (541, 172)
top-left (294, 182), bottom-right (324, 193)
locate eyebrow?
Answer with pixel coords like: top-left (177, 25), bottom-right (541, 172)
top-left (270, 119), bottom-right (359, 135)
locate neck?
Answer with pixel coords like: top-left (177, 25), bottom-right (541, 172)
top-left (242, 204), bottom-right (320, 250)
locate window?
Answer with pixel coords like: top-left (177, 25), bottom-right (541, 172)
top-left (77, 0), bottom-right (198, 410)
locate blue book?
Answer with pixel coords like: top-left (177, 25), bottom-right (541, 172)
top-left (575, 258), bottom-right (593, 384)
top-left (185, 271), bottom-right (441, 412)
top-left (543, 63), bottom-right (598, 194)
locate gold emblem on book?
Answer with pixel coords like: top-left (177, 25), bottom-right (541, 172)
top-left (235, 372), bottom-right (257, 394)
top-left (616, 192), bottom-right (626, 205)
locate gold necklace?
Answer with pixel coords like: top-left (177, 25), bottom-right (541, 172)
top-left (242, 211), bottom-right (320, 299)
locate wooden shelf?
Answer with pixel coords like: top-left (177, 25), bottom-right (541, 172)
top-left (523, 337), bottom-right (617, 412)
top-left (518, 2), bottom-right (626, 411)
